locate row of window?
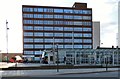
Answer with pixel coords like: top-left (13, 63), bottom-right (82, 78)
top-left (23, 7), bottom-right (92, 14)
top-left (24, 38), bottom-right (92, 43)
top-left (24, 32), bottom-right (92, 37)
top-left (24, 44), bottom-right (92, 49)
top-left (23, 14), bottom-right (91, 20)
top-left (24, 20), bottom-right (92, 26)
top-left (24, 26), bottom-right (92, 31)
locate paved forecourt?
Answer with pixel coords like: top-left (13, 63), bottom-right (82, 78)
top-left (1, 68), bottom-right (119, 77)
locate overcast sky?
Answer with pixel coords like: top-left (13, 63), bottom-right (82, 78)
top-left (0, 0), bottom-right (119, 53)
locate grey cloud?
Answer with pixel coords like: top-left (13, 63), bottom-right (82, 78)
top-left (101, 22), bottom-right (117, 28)
top-left (100, 22), bottom-right (117, 35)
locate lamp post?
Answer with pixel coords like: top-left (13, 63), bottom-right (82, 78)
top-left (6, 20), bottom-right (9, 63)
top-left (56, 44), bottom-right (59, 72)
top-left (105, 56), bottom-right (108, 71)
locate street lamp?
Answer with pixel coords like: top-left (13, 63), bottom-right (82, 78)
top-left (56, 44), bottom-right (59, 72)
top-left (6, 20), bottom-right (9, 63)
top-left (104, 56), bottom-right (108, 71)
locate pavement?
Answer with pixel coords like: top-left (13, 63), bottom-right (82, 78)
top-left (0, 62), bottom-right (16, 68)
top-left (0, 62), bottom-right (119, 77)
top-left (0, 68), bottom-right (119, 77)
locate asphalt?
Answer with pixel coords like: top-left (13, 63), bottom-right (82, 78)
top-left (2, 77), bottom-right (118, 79)
top-left (0, 68), bottom-right (119, 77)
top-left (1, 63), bottom-right (120, 70)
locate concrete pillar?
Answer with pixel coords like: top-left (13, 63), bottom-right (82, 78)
top-left (80, 53), bottom-right (81, 64)
top-left (94, 51), bottom-right (96, 64)
top-left (112, 51), bottom-right (114, 66)
top-left (47, 53), bottom-right (50, 64)
top-left (74, 51), bottom-right (77, 65)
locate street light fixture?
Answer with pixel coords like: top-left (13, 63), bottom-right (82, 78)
top-left (56, 44), bottom-right (59, 72)
top-left (6, 20), bottom-right (9, 63)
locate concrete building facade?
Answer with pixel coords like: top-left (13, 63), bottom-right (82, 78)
top-left (93, 21), bottom-right (100, 49)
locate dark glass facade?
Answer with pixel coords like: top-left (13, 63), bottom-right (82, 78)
top-left (22, 2), bottom-right (92, 58)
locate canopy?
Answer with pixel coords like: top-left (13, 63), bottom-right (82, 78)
top-left (15, 55), bottom-right (22, 61)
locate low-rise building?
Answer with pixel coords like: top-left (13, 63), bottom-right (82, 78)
top-left (0, 53), bottom-right (22, 62)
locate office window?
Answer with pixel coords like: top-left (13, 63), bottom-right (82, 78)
top-left (74, 39), bottom-right (82, 43)
top-left (54, 15), bottom-right (63, 19)
top-left (74, 21), bottom-right (82, 25)
top-left (64, 27), bottom-right (73, 31)
top-left (74, 16), bottom-right (82, 20)
top-left (55, 39), bottom-right (63, 42)
top-left (83, 28), bottom-right (92, 31)
top-left (74, 33), bottom-right (82, 37)
top-left (83, 39), bottom-right (92, 43)
top-left (44, 14), bottom-right (53, 18)
top-left (44, 26), bottom-right (53, 31)
top-left (24, 26), bottom-right (33, 30)
top-left (35, 45), bottom-right (43, 48)
top-left (74, 45), bottom-right (82, 48)
top-left (23, 7), bottom-right (33, 12)
top-left (24, 44), bottom-right (33, 48)
top-left (45, 45), bottom-right (52, 48)
top-left (34, 14), bottom-right (43, 18)
top-left (34, 32), bottom-right (43, 36)
top-left (54, 9), bottom-right (63, 13)
top-left (54, 21), bottom-right (63, 25)
top-left (34, 8), bottom-right (38, 12)
top-left (83, 33), bottom-right (92, 37)
top-left (44, 8), bottom-right (53, 12)
top-left (24, 20), bottom-right (33, 24)
top-left (24, 38), bottom-right (33, 42)
top-left (58, 45), bottom-right (63, 48)
top-left (83, 22), bottom-right (92, 26)
top-left (64, 9), bottom-right (73, 13)
top-left (34, 26), bottom-right (43, 30)
top-left (35, 51), bottom-right (43, 55)
top-left (54, 33), bottom-right (63, 37)
top-left (83, 45), bottom-right (92, 48)
top-left (74, 10), bottom-right (82, 14)
top-left (64, 21), bottom-right (73, 25)
top-left (34, 20), bottom-right (43, 24)
top-left (23, 14), bottom-right (33, 18)
top-left (34, 38), bottom-right (43, 42)
top-left (54, 27), bottom-right (63, 31)
top-left (65, 45), bottom-right (73, 48)
top-left (74, 27), bottom-right (82, 31)
top-left (44, 20), bottom-right (53, 25)
top-left (83, 10), bottom-right (91, 14)
top-left (65, 39), bottom-right (72, 42)
top-left (24, 32), bottom-right (33, 36)
top-left (64, 15), bottom-right (73, 19)
top-left (24, 51), bottom-right (34, 54)
top-left (44, 33), bottom-right (53, 36)
top-left (64, 33), bottom-right (72, 37)
top-left (45, 39), bottom-right (53, 43)
top-left (38, 8), bottom-right (43, 12)
top-left (83, 16), bottom-right (91, 20)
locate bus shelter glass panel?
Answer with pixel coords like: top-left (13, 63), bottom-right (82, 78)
top-left (66, 51), bottom-right (75, 65)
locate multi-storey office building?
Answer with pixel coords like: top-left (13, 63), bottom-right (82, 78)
top-left (22, 2), bottom-right (92, 62)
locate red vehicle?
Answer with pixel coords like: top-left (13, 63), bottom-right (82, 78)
top-left (9, 57), bottom-right (16, 63)
top-left (9, 56), bottom-right (23, 63)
